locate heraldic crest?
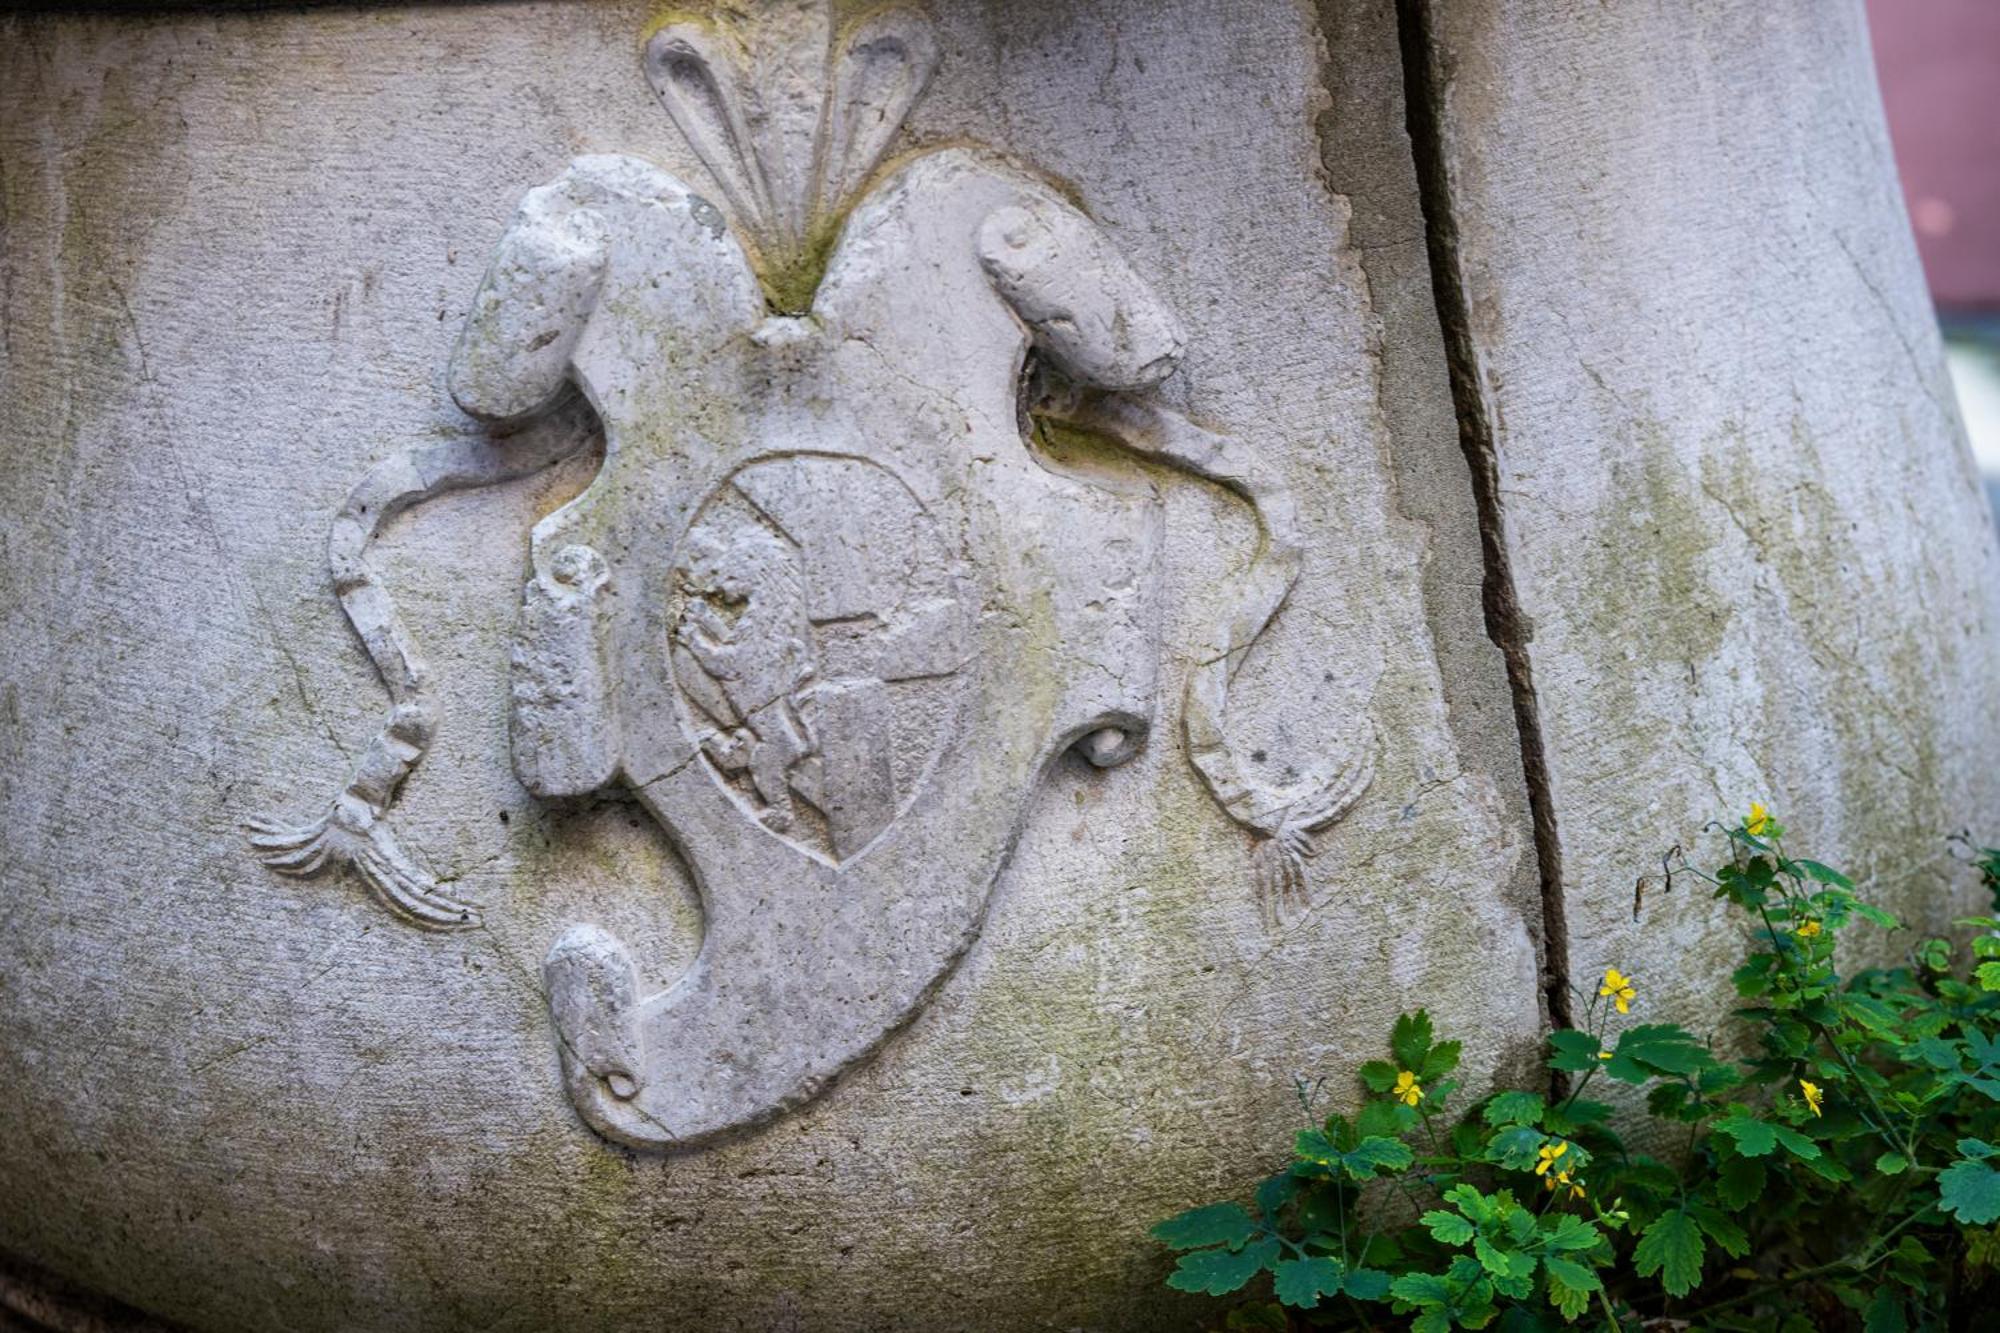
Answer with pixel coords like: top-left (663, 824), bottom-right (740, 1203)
top-left (245, 0), bottom-right (1374, 1151)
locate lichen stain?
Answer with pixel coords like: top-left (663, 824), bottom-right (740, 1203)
top-left (1701, 419), bottom-right (1952, 912)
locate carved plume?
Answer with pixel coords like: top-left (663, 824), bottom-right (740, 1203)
top-left (643, 0), bottom-right (939, 299)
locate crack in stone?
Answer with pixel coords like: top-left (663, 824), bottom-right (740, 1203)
top-left (1393, 0), bottom-right (1575, 1053)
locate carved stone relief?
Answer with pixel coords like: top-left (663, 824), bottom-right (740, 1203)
top-left (671, 453), bottom-right (970, 863)
top-left (244, 0), bottom-right (1374, 1151)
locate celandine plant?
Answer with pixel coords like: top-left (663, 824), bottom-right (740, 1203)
top-left (1153, 808), bottom-right (2000, 1330)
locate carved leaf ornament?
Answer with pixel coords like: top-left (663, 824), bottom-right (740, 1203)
top-left (246, 0), bottom-right (1374, 1150)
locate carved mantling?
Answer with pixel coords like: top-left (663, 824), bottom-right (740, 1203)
top-left (246, 0), bottom-right (1374, 1152)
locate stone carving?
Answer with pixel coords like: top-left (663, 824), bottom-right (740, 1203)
top-left (245, 0), bottom-right (1373, 1150)
top-left (671, 454), bottom-right (969, 861)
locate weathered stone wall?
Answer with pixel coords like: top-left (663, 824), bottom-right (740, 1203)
top-left (1406, 0), bottom-right (2000, 1043)
top-left (0, 2), bottom-right (1539, 1329)
top-left (3, 1), bottom-right (1996, 1329)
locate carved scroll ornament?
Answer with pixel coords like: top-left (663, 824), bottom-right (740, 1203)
top-left (246, 0), bottom-right (1373, 1151)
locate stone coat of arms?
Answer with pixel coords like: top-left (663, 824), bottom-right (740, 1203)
top-left (246, 0), bottom-right (1373, 1151)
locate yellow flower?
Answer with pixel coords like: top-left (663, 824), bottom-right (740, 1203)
top-left (1794, 919), bottom-right (1822, 939)
top-left (1597, 1050), bottom-right (1613, 1061)
top-left (1535, 1140), bottom-right (1570, 1176)
top-left (1800, 1079), bottom-right (1823, 1118)
top-left (1393, 1070), bottom-right (1423, 1107)
top-left (1746, 802), bottom-right (1770, 836)
top-left (1599, 968), bottom-right (1637, 1014)
top-left (1542, 1169), bottom-right (1586, 1201)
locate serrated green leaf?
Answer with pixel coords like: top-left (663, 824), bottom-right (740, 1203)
top-left (1548, 1029), bottom-right (1604, 1073)
top-left (1609, 1024), bottom-right (1717, 1081)
top-left (1718, 863), bottom-right (1771, 909)
top-left (1444, 1255), bottom-right (1487, 1290)
top-left (1793, 859), bottom-right (1854, 889)
top-left (1255, 1171), bottom-right (1300, 1221)
top-left (1891, 1233), bottom-right (1930, 1263)
top-left (1393, 1011), bottom-right (1435, 1072)
top-left (1734, 960), bottom-right (1775, 998)
top-left (1295, 1187), bottom-right (1343, 1235)
top-left (1542, 1254), bottom-right (1601, 1293)
top-left (1716, 1154), bottom-right (1767, 1210)
top-left (1390, 1271), bottom-right (1453, 1306)
top-left (1272, 1256), bottom-right (1343, 1309)
top-left (1771, 1123), bottom-right (1822, 1161)
top-left (1976, 961), bottom-right (2000, 993)
top-left (1610, 1155), bottom-right (1680, 1198)
top-left (1412, 1312), bottom-right (1451, 1333)
top-left (1423, 1210), bottom-right (1476, 1246)
top-left (1699, 1062), bottom-right (1743, 1096)
top-left (1539, 1214), bottom-right (1602, 1252)
top-left (1485, 1125), bottom-right (1547, 1171)
top-left (1965, 1226), bottom-right (2000, 1274)
top-left (1876, 1151), bottom-right (1910, 1175)
top-left (1961, 1137), bottom-right (1999, 1160)
top-left (1908, 1035), bottom-right (1962, 1070)
top-left (1843, 995), bottom-right (1905, 1036)
top-left (1344, 1135), bottom-right (1415, 1178)
top-left (1633, 1209), bottom-right (1706, 1298)
top-left (1689, 1205), bottom-right (1749, 1259)
top-left (1543, 1256), bottom-right (1598, 1320)
top-left (1152, 1202), bottom-right (1258, 1251)
top-left (1714, 1113), bottom-right (1778, 1157)
top-left (1863, 1287), bottom-right (1907, 1333)
top-left (1295, 1128), bottom-right (1338, 1166)
top-left (1851, 900), bottom-right (1900, 929)
top-left (1940, 1158), bottom-right (2000, 1224)
top-left (1422, 1040), bottom-right (1463, 1080)
top-left (1358, 1233), bottom-right (1403, 1268)
top-left (1474, 1236), bottom-right (1536, 1282)
top-left (1355, 1098), bottom-right (1416, 1140)
top-left (1483, 1090), bottom-right (1547, 1127)
top-left (1166, 1236), bottom-right (1279, 1295)
top-left (1357, 1060), bottom-right (1399, 1092)
top-left (1443, 1182), bottom-right (1493, 1219)
top-left (1343, 1267), bottom-right (1392, 1301)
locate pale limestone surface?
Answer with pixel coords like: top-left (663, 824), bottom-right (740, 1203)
top-left (12, 1), bottom-right (1995, 1328)
top-left (0, 2), bottom-right (1536, 1329)
top-left (1410, 0), bottom-right (2000, 1041)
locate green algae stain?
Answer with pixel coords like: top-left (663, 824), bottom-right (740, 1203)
top-left (1699, 419), bottom-right (1948, 891)
top-left (759, 214), bottom-right (848, 315)
top-left (1585, 427), bottom-right (1730, 673)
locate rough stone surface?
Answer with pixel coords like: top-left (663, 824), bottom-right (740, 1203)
top-left (0, 2), bottom-right (1537, 1328)
top-left (1410, 0), bottom-right (2000, 1036)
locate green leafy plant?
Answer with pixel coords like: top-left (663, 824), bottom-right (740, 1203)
top-left (1153, 807), bottom-right (2000, 1329)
